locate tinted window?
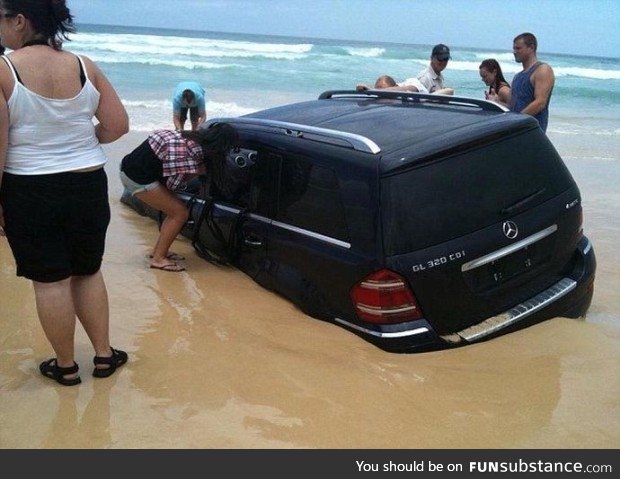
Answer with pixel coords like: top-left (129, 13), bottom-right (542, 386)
top-left (246, 152), bottom-right (278, 216)
top-left (278, 156), bottom-right (349, 241)
top-left (213, 147), bottom-right (276, 218)
top-left (382, 129), bottom-right (575, 255)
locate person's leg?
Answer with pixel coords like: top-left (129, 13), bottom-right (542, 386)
top-left (189, 106), bottom-right (199, 131)
top-left (3, 173), bottom-right (81, 382)
top-left (65, 168), bottom-right (119, 369)
top-left (178, 107), bottom-right (188, 131)
top-left (173, 112), bottom-right (183, 131)
top-left (32, 279), bottom-right (79, 381)
top-left (135, 185), bottom-right (189, 268)
top-left (71, 271), bottom-right (111, 358)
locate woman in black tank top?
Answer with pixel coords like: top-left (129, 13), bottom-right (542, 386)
top-left (479, 58), bottom-right (511, 107)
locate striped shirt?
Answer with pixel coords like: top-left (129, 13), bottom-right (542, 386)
top-left (147, 129), bottom-right (204, 190)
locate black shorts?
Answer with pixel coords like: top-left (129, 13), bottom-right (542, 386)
top-left (179, 106), bottom-right (199, 124)
top-left (0, 168), bottom-right (111, 283)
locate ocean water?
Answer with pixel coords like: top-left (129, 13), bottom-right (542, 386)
top-left (68, 24), bottom-right (619, 157)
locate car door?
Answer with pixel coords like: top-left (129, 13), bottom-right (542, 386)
top-left (234, 149), bottom-right (279, 286)
top-left (188, 145), bottom-right (275, 286)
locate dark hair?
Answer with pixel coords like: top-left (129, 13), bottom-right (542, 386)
top-left (1, 0), bottom-right (75, 50)
top-left (479, 58), bottom-right (509, 94)
top-left (514, 32), bottom-right (537, 51)
top-left (182, 89), bottom-right (195, 104)
top-left (181, 123), bottom-right (240, 192)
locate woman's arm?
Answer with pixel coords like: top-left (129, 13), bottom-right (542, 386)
top-left (487, 84), bottom-right (511, 108)
top-left (498, 84), bottom-right (511, 107)
top-left (0, 102), bottom-right (7, 232)
top-left (0, 65), bottom-right (11, 232)
top-left (83, 56), bottom-right (129, 144)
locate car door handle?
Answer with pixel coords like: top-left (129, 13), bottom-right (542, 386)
top-left (244, 236), bottom-right (263, 247)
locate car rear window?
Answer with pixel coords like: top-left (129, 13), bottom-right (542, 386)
top-left (381, 129), bottom-right (576, 255)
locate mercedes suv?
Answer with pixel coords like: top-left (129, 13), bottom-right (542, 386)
top-left (122, 90), bottom-right (596, 352)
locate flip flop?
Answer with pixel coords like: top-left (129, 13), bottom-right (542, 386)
top-left (149, 262), bottom-right (186, 272)
top-left (147, 252), bottom-right (185, 261)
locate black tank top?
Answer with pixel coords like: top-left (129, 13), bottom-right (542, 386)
top-left (120, 139), bottom-right (164, 184)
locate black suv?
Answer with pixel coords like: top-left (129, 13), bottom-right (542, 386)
top-left (122, 91), bottom-right (596, 352)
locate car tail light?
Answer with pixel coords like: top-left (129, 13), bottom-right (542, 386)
top-left (350, 269), bottom-right (423, 324)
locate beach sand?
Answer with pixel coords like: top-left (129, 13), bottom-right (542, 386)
top-left (0, 130), bottom-right (618, 448)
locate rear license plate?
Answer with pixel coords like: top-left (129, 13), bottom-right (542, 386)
top-left (489, 246), bottom-right (535, 283)
top-left (465, 242), bottom-right (552, 292)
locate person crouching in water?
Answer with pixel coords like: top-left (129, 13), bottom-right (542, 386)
top-left (120, 123), bottom-right (239, 272)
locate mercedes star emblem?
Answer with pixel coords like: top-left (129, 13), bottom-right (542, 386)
top-left (502, 221), bottom-right (519, 239)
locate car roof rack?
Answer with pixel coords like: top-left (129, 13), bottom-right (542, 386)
top-left (207, 117), bottom-right (381, 154)
top-left (318, 90), bottom-right (508, 112)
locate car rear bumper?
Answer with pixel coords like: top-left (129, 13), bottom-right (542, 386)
top-left (347, 236), bottom-right (596, 353)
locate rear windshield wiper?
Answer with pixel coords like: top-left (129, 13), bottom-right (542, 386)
top-left (500, 188), bottom-right (547, 215)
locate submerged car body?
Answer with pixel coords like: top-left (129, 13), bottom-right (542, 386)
top-left (122, 90), bottom-right (596, 352)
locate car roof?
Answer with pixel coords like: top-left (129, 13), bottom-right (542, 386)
top-left (241, 91), bottom-right (539, 173)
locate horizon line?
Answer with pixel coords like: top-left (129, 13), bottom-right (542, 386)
top-left (74, 22), bottom-right (619, 62)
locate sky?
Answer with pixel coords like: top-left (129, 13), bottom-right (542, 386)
top-left (70, 0), bottom-right (619, 58)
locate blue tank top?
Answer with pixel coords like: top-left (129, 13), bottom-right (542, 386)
top-left (510, 62), bottom-right (551, 132)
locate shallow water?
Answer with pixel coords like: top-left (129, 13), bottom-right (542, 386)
top-left (0, 132), bottom-right (618, 448)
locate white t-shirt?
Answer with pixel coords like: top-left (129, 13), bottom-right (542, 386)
top-left (416, 65), bottom-right (445, 93)
top-left (397, 77), bottom-right (429, 93)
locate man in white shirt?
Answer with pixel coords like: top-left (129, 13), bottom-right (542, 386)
top-left (357, 75), bottom-right (428, 93)
top-left (408, 44), bottom-right (454, 95)
top-left (355, 44), bottom-right (454, 95)
top-left (396, 76), bottom-right (430, 93)
top-left (355, 44), bottom-right (455, 95)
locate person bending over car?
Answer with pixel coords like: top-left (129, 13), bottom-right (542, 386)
top-left (120, 123), bottom-right (239, 272)
top-left (172, 81), bottom-right (206, 131)
top-left (356, 73), bottom-right (454, 95)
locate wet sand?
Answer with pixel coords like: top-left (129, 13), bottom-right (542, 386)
top-left (0, 131), bottom-right (618, 448)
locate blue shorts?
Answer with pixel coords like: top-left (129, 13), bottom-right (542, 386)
top-left (0, 168), bottom-right (110, 283)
